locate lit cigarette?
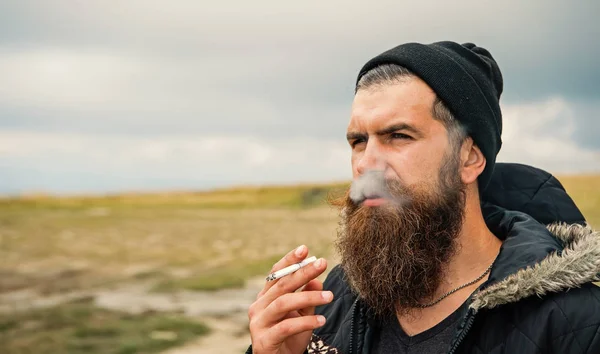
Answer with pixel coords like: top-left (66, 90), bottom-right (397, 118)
top-left (266, 256), bottom-right (317, 281)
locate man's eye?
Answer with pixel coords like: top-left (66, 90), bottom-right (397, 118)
top-left (391, 133), bottom-right (412, 140)
top-left (351, 139), bottom-right (366, 148)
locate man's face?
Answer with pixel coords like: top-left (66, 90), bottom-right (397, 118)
top-left (347, 77), bottom-right (452, 202)
top-left (335, 77), bottom-right (467, 316)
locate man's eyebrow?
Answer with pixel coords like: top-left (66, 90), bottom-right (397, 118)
top-left (346, 123), bottom-right (421, 142)
top-left (346, 131), bottom-right (367, 141)
top-left (376, 123), bottom-right (421, 136)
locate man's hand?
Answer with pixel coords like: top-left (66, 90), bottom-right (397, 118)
top-left (248, 245), bottom-right (333, 354)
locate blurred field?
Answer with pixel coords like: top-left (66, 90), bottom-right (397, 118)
top-left (0, 182), bottom-right (348, 353)
top-left (0, 176), bottom-right (598, 353)
top-left (1, 296), bottom-right (210, 354)
top-left (1, 182), bottom-right (349, 292)
top-left (555, 175), bottom-right (600, 228)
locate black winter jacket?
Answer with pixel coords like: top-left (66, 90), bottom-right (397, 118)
top-left (248, 163), bottom-right (600, 353)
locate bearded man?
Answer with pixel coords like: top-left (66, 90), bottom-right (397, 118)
top-left (246, 41), bottom-right (600, 353)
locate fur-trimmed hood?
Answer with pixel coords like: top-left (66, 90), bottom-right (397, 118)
top-left (471, 222), bottom-right (600, 311)
top-left (472, 162), bottom-right (597, 311)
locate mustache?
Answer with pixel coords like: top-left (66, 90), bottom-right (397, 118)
top-left (349, 170), bottom-right (409, 205)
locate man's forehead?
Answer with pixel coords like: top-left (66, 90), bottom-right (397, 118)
top-left (348, 83), bottom-right (436, 132)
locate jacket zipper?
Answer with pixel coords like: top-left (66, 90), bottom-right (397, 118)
top-left (348, 299), bottom-right (359, 354)
top-left (447, 310), bottom-right (476, 354)
top-left (446, 278), bottom-right (492, 354)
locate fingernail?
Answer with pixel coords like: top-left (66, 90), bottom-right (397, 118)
top-left (317, 315), bottom-right (326, 325)
top-left (322, 291), bottom-right (333, 301)
top-left (314, 258), bottom-right (323, 268)
top-left (295, 245), bottom-right (306, 257)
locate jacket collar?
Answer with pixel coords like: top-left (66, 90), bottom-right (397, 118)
top-left (472, 204), bottom-right (600, 311)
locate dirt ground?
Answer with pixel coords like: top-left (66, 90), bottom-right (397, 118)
top-left (0, 265), bottom-right (337, 353)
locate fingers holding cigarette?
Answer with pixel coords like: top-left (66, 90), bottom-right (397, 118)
top-left (266, 256), bottom-right (317, 281)
top-left (258, 255), bottom-right (327, 309)
top-left (257, 244), bottom-right (311, 299)
top-left (248, 246), bottom-right (331, 354)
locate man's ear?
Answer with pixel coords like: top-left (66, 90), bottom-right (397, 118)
top-left (460, 137), bottom-right (486, 185)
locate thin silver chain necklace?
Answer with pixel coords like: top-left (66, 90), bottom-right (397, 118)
top-left (415, 263), bottom-right (493, 308)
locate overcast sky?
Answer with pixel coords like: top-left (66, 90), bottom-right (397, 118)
top-left (1, 1), bottom-right (599, 195)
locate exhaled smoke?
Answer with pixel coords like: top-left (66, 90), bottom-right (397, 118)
top-left (349, 169), bottom-right (410, 207)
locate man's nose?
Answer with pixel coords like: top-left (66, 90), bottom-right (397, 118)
top-left (356, 142), bottom-right (386, 176)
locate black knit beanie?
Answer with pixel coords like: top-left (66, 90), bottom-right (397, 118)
top-left (356, 41), bottom-right (503, 192)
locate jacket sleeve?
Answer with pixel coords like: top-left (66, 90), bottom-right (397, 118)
top-left (549, 323), bottom-right (600, 354)
top-left (583, 325), bottom-right (600, 354)
top-left (547, 283), bottom-right (600, 354)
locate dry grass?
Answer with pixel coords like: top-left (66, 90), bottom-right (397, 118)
top-left (556, 174), bottom-right (600, 228)
top-left (0, 204), bottom-right (342, 293)
top-left (0, 176), bottom-right (598, 293)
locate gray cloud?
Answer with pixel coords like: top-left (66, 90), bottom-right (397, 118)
top-left (571, 100), bottom-right (600, 150)
top-left (0, 1), bottom-right (599, 193)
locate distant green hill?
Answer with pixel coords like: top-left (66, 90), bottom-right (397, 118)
top-left (0, 182), bottom-right (351, 210)
top-left (1, 175), bottom-right (598, 226)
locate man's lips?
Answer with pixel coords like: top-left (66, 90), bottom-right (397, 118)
top-left (362, 197), bottom-right (387, 206)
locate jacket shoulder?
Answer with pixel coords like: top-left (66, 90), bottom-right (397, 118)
top-left (545, 282), bottom-right (600, 353)
top-left (473, 282), bottom-right (600, 354)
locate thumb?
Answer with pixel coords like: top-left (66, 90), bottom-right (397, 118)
top-left (298, 279), bottom-right (324, 316)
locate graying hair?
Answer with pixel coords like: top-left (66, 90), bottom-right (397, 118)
top-left (356, 64), bottom-right (468, 153)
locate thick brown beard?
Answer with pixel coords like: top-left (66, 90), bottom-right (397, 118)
top-left (332, 164), bottom-right (466, 317)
